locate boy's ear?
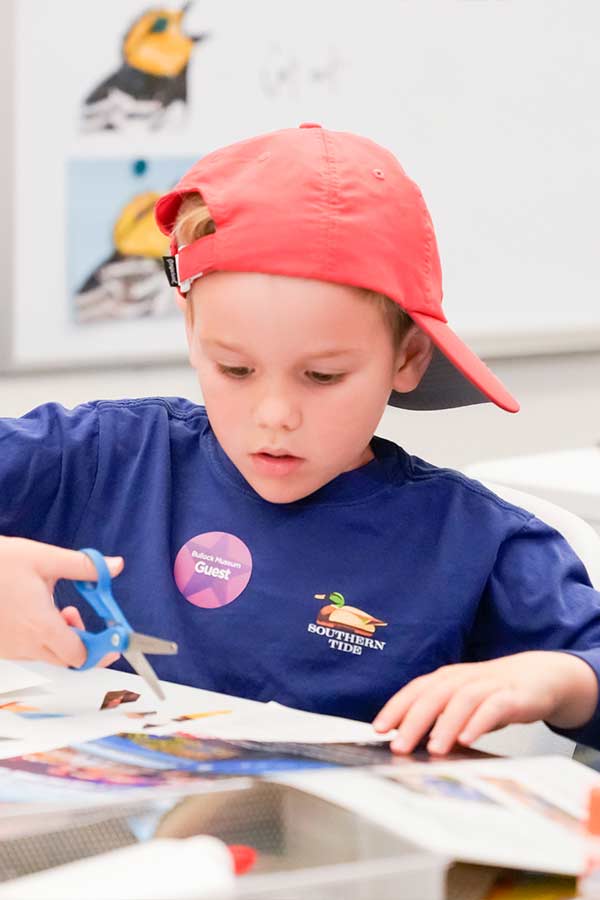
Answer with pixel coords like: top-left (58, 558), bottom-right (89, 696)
top-left (391, 326), bottom-right (434, 394)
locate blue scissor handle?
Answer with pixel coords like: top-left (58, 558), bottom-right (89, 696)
top-left (72, 548), bottom-right (132, 671)
top-left (74, 548), bottom-right (132, 628)
top-left (72, 625), bottom-right (130, 671)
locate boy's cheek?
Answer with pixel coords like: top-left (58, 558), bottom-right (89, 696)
top-left (203, 391), bottom-right (244, 432)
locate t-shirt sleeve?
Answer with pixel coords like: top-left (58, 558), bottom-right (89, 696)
top-left (0, 402), bottom-right (100, 546)
top-left (467, 514), bottom-right (600, 748)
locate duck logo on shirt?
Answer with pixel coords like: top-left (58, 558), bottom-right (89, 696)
top-left (307, 592), bottom-right (387, 655)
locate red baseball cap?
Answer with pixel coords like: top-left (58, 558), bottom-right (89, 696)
top-left (155, 124), bottom-right (519, 413)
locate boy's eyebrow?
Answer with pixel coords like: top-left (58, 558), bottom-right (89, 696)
top-left (304, 348), bottom-right (364, 360)
top-left (201, 338), bottom-right (363, 359)
top-left (201, 339), bottom-right (247, 352)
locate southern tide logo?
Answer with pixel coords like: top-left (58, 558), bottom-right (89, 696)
top-left (308, 591), bottom-right (387, 655)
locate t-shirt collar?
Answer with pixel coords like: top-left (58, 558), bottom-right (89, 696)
top-left (206, 428), bottom-right (407, 507)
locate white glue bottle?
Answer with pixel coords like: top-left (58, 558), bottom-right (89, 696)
top-left (0, 835), bottom-right (256, 900)
top-left (578, 786), bottom-right (600, 898)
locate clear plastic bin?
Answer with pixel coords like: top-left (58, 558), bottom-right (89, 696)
top-left (0, 781), bottom-right (447, 899)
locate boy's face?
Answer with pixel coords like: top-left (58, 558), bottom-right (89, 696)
top-left (185, 272), bottom-right (431, 504)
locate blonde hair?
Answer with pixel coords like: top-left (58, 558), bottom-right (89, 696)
top-left (173, 194), bottom-right (413, 345)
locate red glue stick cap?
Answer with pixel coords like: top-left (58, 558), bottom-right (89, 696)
top-left (228, 844), bottom-right (257, 875)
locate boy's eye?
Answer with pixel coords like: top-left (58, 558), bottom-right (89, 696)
top-left (217, 364), bottom-right (253, 379)
top-left (307, 371), bottom-right (343, 385)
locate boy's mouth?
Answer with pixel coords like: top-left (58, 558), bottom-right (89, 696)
top-left (250, 449), bottom-right (304, 477)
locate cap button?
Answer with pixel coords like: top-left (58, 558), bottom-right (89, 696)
top-left (299, 122), bottom-right (322, 129)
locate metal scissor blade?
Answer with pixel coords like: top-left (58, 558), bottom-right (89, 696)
top-left (123, 649), bottom-right (166, 701)
top-left (128, 632), bottom-right (178, 656)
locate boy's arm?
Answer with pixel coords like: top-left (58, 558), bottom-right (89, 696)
top-left (471, 514), bottom-right (600, 744)
top-left (374, 516), bottom-right (600, 753)
top-left (0, 403), bottom-right (120, 665)
top-left (0, 402), bottom-right (99, 544)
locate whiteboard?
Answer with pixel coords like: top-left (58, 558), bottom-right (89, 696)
top-left (7, 0), bottom-right (600, 370)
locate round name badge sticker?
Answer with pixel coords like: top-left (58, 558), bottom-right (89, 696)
top-left (174, 532), bottom-right (253, 609)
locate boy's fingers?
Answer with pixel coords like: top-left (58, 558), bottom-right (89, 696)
top-left (35, 544), bottom-right (124, 582)
top-left (391, 687), bottom-right (454, 754)
top-left (58, 609), bottom-right (119, 667)
top-left (58, 610), bottom-right (119, 667)
top-left (98, 652), bottom-right (120, 668)
top-left (60, 606), bottom-right (85, 629)
top-left (458, 689), bottom-right (519, 746)
top-left (44, 613), bottom-right (87, 668)
top-left (427, 681), bottom-right (498, 754)
top-left (373, 676), bottom-right (431, 732)
top-left (38, 645), bottom-right (74, 667)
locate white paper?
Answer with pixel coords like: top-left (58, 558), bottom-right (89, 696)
top-left (0, 664), bottom-right (269, 758)
top-left (0, 662), bottom-right (50, 696)
top-left (0, 709), bottom-right (150, 759)
top-left (173, 701), bottom-right (396, 744)
top-left (10, 662), bottom-right (250, 716)
top-left (274, 755), bottom-right (600, 876)
top-left (0, 711), bottom-right (36, 740)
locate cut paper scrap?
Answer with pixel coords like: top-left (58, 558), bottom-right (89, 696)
top-left (100, 690), bottom-right (141, 710)
top-left (0, 703), bottom-right (39, 713)
top-left (17, 713), bottom-right (66, 720)
top-left (129, 710), bottom-right (232, 729)
top-left (0, 661), bottom-right (50, 696)
top-left (172, 710), bottom-right (232, 722)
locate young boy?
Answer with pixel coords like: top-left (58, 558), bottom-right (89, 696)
top-left (1, 124), bottom-right (599, 757)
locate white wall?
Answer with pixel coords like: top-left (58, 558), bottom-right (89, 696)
top-left (2, 0), bottom-right (599, 472)
top-left (1, 347), bottom-right (599, 470)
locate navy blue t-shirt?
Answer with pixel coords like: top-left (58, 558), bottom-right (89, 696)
top-left (2, 398), bottom-right (600, 745)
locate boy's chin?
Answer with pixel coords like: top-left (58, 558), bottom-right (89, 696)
top-left (244, 472), bottom-right (325, 505)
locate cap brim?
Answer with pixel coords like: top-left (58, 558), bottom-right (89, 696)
top-left (390, 312), bottom-right (520, 413)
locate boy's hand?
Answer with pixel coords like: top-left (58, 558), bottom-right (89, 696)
top-left (58, 606), bottom-right (120, 669)
top-left (373, 651), bottom-right (599, 755)
top-left (0, 536), bottom-right (123, 669)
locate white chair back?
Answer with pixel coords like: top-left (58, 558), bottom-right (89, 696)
top-left (482, 480), bottom-right (600, 589)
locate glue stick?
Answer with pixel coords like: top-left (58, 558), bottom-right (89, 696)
top-left (0, 835), bottom-right (256, 900)
top-left (578, 786), bottom-right (600, 898)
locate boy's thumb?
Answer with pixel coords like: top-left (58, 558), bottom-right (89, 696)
top-left (37, 544), bottom-right (124, 581)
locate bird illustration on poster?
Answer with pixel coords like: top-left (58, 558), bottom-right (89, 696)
top-left (81, 3), bottom-right (209, 132)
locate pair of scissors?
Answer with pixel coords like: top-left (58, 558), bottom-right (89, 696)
top-left (71, 547), bottom-right (178, 701)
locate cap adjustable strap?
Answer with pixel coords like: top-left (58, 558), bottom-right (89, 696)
top-left (162, 233), bottom-right (217, 294)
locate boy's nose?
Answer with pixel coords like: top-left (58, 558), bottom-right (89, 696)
top-left (254, 392), bottom-right (302, 432)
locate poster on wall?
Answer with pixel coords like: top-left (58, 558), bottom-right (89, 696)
top-left (80, 6), bottom-right (209, 134)
top-left (9, 0), bottom-right (600, 369)
top-left (11, 0), bottom-right (357, 369)
top-left (68, 157), bottom-right (195, 326)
